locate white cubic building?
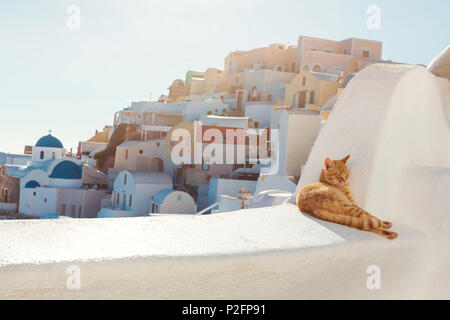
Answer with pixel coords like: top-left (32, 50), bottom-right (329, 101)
top-left (98, 171), bottom-right (173, 218)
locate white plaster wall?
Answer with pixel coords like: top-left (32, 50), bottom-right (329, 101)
top-left (83, 190), bottom-right (108, 218)
top-left (56, 189), bottom-right (106, 218)
top-left (245, 104), bottom-right (273, 128)
top-left (20, 169), bottom-right (49, 189)
top-left (0, 154), bottom-right (31, 166)
top-left (219, 195), bottom-right (241, 212)
top-left (57, 189), bottom-right (85, 217)
top-left (159, 191), bottom-right (196, 214)
top-left (0, 204), bottom-right (430, 299)
top-left (19, 187), bottom-right (58, 217)
top-left (293, 64), bottom-right (450, 297)
top-left (48, 178), bottom-right (82, 189)
top-left (184, 101), bottom-right (228, 121)
top-left (139, 183), bottom-right (173, 214)
top-left (32, 147), bottom-right (64, 162)
top-left (285, 111), bottom-right (320, 177)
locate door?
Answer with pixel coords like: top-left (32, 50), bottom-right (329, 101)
top-left (298, 91), bottom-right (306, 108)
top-left (237, 91), bottom-right (243, 110)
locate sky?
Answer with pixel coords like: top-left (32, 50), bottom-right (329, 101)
top-left (0, 0), bottom-right (449, 154)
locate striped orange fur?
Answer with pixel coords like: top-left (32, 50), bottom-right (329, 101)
top-left (297, 155), bottom-right (397, 240)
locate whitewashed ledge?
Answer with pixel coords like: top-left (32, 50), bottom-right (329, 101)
top-left (0, 203), bottom-right (429, 299)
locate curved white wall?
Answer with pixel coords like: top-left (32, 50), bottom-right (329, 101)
top-left (159, 191), bottom-right (196, 214)
top-left (294, 63), bottom-right (450, 297)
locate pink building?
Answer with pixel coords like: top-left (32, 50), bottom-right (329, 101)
top-left (296, 36), bottom-right (384, 74)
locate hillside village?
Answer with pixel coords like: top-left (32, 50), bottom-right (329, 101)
top-left (0, 35), bottom-right (399, 219)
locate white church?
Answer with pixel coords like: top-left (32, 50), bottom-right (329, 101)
top-left (9, 133), bottom-right (109, 218)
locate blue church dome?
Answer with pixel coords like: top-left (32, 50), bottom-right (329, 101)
top-left (35, 134), bottom-right (64, 149)
top-left (25, 180), bottom-right (40, 188)
top-left (49, 160), bottom-right (82, 179)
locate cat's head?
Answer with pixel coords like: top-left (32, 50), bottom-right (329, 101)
top-left (321, 155), bottom-right (350, 186)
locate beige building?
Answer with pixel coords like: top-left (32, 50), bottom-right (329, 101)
top-left (167, 36), bottom-right (388, 108)
top-left (284, 71), bottom-right (340, 110)
top-left (297, 36), bottom-right (385, 74)
top-left (224, 43), bottom-right (298, 74)
top-left (114, 138), bottom-right (176, 178)
top-left (168, 79), bottom-right (189, 103)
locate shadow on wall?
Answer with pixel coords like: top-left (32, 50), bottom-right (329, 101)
top-left (94, 124), bottom-right (141, 173)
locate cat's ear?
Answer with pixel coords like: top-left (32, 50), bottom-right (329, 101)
top-left (324, 157), bottom-right (334, 169)
top-left (341, 155), bottom-right (350, 164)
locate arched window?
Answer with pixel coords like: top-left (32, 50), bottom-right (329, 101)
top-left (274, 64), bottom-right (285, 72)
top-left (40, 151), bottom-right (44, 159)
top-left (313, 64), bottom-right (322, 72)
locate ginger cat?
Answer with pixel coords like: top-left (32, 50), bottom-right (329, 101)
top-left (296, 155), bottom-right (398, 240)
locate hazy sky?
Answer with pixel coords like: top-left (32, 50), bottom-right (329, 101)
top-left (1, 0), bottom-right (448, 154)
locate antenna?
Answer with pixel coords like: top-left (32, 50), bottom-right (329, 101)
top-left (48, 129), bottom-right (52, 135)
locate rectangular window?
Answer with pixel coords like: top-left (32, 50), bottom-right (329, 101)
top-left (125, 149), bottom-right (129, 160)
top-left (124, 174), bottom-right (127, 185)
top-left (309, 91), bottom-right (315, 104)
top-left (70, 205), bottom-right (76, 217)
top-left (61, 204), bottom-right (66, 215)
top-left (362, 49), bottom-right (370, 58)
top-left (202, 162), bottom-right (209, 171)
top-left (302, 77), bottom-right (306, 86)
top-left (129, 195), bottom-right (132, 207)
top-left (78, 206), bottom-right (82, 218)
